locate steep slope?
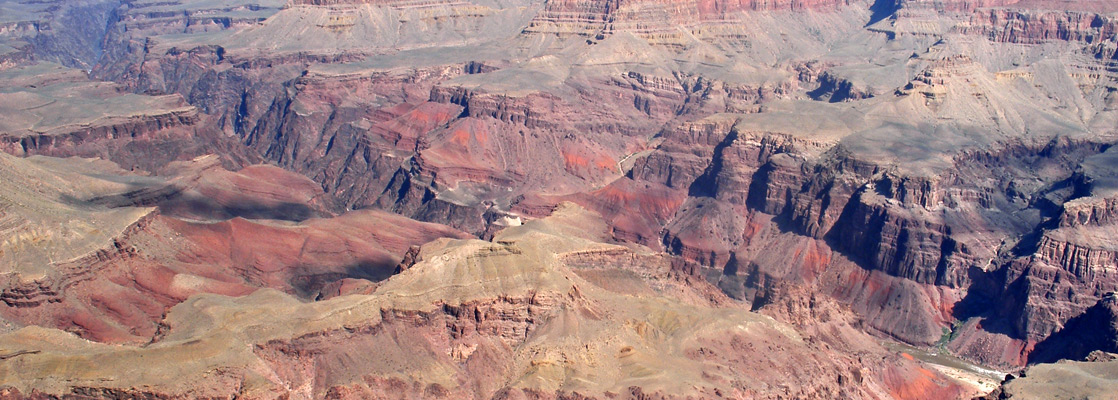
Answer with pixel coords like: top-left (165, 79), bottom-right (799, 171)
top-left (0, 153), bottom-right (466, 344)
top-left (0, 204), bottom-right (973, 399)
top-left (0, 61), bottom-right (261, 171)
top-left (0, 0), bottom-right (120, 69)
top-left (0, 152), bottom-right (155, 282)
top-left (0, 0), bottom-right (1115, 392)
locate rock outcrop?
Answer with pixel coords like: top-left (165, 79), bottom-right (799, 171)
top-left (2, 0), bottom-right (1118, 396)
top-left (0, 204), bottom-right (971, 399)
top-left (0, 154), bottom-right (466, 344)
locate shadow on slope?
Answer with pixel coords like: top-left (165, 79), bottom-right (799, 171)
top-left (1028, 294), bottom-right (1118, 364)
top-left (867, 0), bottom-right (898, 27)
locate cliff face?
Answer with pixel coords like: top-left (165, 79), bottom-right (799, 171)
top-left (880, 0), bottom-right (1118, 47)
top-left (1, 0), bottom-right (1117, 395)
top-left (524, 0), bottom-right (862, 49)
top-left (0, 63), bottom-right (262, 172)
top-left (0, 0), bottom-right (120, 69)
top-left (74, 0), bottom-right (1117, 366)
top-left (527, 0), bottom-right (852, 35)
top-left (957, 9), bottom-right (1118, 44)
top-left (0, 204), bottom-right (971, 399)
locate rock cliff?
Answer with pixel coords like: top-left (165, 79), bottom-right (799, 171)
top-left (1, 0), bottom-right (1117, 396)
top-left (0, 204), bottom-right (971, 399)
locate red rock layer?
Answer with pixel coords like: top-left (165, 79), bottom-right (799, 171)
top-left (0, 109), bottom-right (258, 172)
top-left (0, 161), bottom-right (466, 344)
top-left (56, 0), bottom-right (1118, 380)
top-left (896, 0), bottom-right (1023, 13)
top-left (958, 9), bottom-right (1118, 44)
top-left (899, 0), bottom-right (1118, 13)
top-left (526, 0), bottom-right (851, 37)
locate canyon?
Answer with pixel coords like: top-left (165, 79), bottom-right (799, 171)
top-left (0, 0), bottom-right (1116, 398)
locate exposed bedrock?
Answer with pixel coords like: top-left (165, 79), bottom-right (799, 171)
top-left (0, 207), bottom-right (465, 344)
top-left (289, 0), bottom-right (477, 5)
top-left (32, 0), bottom-right (1117, 378)
top-left (629, 115), bottom-right (739, 190)
top-left (90, 0), bottom-right (285, 76)
top-left (662, 198), bottom-right (752, 268)
top-left (0, 155), bottom-right (466, 344)
top-left (1, 108), bottom-right (196, 153)
top-left (0, 0), bottom-right (122, 69)
top-left (995, 255), bottom-right (1118, 346)
top-left (1058, 194), bottom-right (1118, 229)
top-left (526, 0), bottom-right (854, 39)
top-left (949, 145), bottom-right (1118, 363)
top-left (883, 0), bottom-right (1118, 51)
top-left (557, 178), bottom-right (689, 246)
top-left (256, 292), bottom-right (562, 398)
top-left (0, 204), bottom-right (972, 399)
top-left (827, 185), bottom-right (959, 286)
top-left (946, 237), bottom-right (1118, 367)
top-left (891, 0), bottom-right (1021, 14)
top-left (26, 1), bottom-right (121, 69)
top-left (628, 117), bottom-right (1118, 357)
top-left (784, 138), bottom-right (1105, 285)
top-left (957, 9), bottom-right (1118, 44)
top-left (96, 50), bottom-right (481, 215)
top-left (808, 70), bottom-right (877, 102)
top-left (1033, 234), bottom-right (1118, 282)
top-left (1027, 293), bottom-right (1118, 364)
top-left (663, 204), bottom-right (964, 348)
top-left (0, 109), bottom-right (259, 172)
top-left (93, 38), bottom-right (727, 231)
top-left (67, 0), bottom-right (872, 237)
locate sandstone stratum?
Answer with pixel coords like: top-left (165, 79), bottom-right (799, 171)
top-left (0, 0), bottom-right (1116, 398)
